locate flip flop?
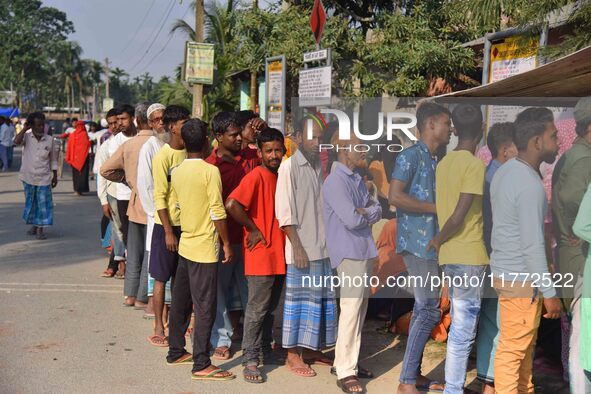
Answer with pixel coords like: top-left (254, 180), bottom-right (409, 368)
top-left (243, 366), bottom-right (265, 383)
top-left (191, 368), bottom-right (235, 381)
top-left (114, 271), bottom-right (125, 279)
top-left (337, 375), bottom-right (364, 393)
top-left (166, 352), bottom-right (193, 366)
top-left (147, 334), bottom-right (168, 347)
top-left (304, 355), bottom-right (333, 366)
top-left (286, 364), bottom-right (316, 377)
top-left (101, 268), bottom-right (116, 278)
top-left (212, 346), bottom-right (231, 360)
top-left (331, 366), bottom-right (374, 379)
top-left (416, 380), bottom-right (444, 392)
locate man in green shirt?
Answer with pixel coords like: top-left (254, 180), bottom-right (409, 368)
top-left (552, 96), bottom-right (591, 391)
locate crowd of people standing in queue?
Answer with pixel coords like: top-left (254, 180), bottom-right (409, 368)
top-left (9, 96), bottom-right (591, 393)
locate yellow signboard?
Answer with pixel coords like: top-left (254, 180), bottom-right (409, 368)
top-left (489, 37), bottom-right (538, 83)
top-left (184, 42), bottom-right (215, 85)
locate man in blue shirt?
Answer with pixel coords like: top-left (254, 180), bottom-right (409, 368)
top-left (389, 102), bottom-right (451, 394)
top-left (323, 135), bottom-right (382, 393)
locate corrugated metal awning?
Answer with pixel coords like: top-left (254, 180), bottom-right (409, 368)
top-left (433, 45), bottom-right (591, 107)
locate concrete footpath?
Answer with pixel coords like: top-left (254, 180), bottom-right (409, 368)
top-left (0, 148), bottom-right (566, 394)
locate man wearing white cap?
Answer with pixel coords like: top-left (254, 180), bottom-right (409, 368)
top-left (136, 103), bottom-right (170, 321)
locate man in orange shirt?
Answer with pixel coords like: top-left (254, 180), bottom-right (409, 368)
top-left (225, 128), bottom-right (286, 383)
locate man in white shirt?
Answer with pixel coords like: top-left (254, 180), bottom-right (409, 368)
top-left (96, 108), bottom-right (125, 277)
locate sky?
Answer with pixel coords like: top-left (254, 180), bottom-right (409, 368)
top-left (43, 0), bottom-right (195, 80)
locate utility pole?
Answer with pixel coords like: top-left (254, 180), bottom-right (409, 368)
top-left (250, 0), bottom-right (258, 111)
top-left (192, 0), bottom-right (205, 118)
top-left (104, 58), bottom-right (111, 98)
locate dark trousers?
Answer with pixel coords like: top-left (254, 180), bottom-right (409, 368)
top-left (116, 199), bottom-right (129, 245)
top-left (167, 256), bottom-right (218, 372)
top-left (71, 158), bottom-right (90, 193)
top-left (107, 252), bottom-right (119, 272)
top-left (242, 275), bottom-right (285, 366)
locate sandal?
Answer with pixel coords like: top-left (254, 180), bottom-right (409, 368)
top-left (101, 268), bottom-right (116, 278)
top-left (191, 367), bottom-right (235, 381)
top-left (114, 270), bottom-right (125, 279)
top-left (166, 352), bottom-right (193, 366)
top-left (286, 364), bottom-right (316, 377)
top-left (36, 233), bottom-right (47, 240)
top-left (416, 380), bottom-right (444, 392)
top-left (212, 346), bottom-right (231, 360)
top-left (243, 366), bottom-right (264, 383)
top-left (27, 227), bottom-right (37, 236)
top-left (147, 334), bottom-right (169, 347)
top-left (304, 355), bottom-right (333, 366)
top-left (337, 375), bottom-right (364, 393)
top-left (331, 365), bottom-right (374, 379)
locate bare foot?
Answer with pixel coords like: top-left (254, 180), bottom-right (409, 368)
top-left (286, 349), bottom-right (316, 377)
top-left (482, 383), bottom-right (495, 394)
top-left (134, 301), bottom-right (148, 309)
top-left (397, 383), bottom-right (419, 394)
top-left (124, 296), bottom-right (136, 306)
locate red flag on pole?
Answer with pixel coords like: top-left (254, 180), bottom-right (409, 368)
top-left (310, 0), bottom-right (326, 46)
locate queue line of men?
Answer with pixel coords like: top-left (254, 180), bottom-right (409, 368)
top-left (86, 98), bottom-right (591, 394)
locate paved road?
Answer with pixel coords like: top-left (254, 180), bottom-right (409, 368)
top-left (4, 147), bottom-right (567, 393)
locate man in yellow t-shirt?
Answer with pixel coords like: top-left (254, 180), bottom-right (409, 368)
top-left (148, 105), bottom-right (189, 347)
top-left (429, 104), bottom-right (489, 394)
top-left (166, 118), bottom-right (235, 382)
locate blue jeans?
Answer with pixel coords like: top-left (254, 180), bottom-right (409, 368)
top-left (210, 244), bottom-right (248, 349)
top-left (399, 254), bottom-right (441, 384)
top-left (443, 264), bottom-right (486, 394)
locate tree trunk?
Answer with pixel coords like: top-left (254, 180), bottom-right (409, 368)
top-left (250, 69), bottom-right (257, 111)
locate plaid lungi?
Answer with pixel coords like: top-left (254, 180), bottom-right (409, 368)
top-left (282, 258), bottom-right (337, 350)
top-left (22, 182), bottom-right (53, 227)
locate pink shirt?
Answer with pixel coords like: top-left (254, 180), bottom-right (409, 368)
top-left (18, 131), bottom-right (58, 186)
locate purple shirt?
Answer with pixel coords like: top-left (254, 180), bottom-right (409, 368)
top-left (322, 162), bottom-right (382, 268)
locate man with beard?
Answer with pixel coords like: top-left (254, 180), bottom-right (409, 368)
top-left (205, 111), bottom-right (260, 360)
top-left (225, 128), bottom-right (286, 383)
top-left (96, 107), bottom-right (125, 277)
top-left (275, 113), bottom-right (337, 377)
top-left (142, 105), bottom-right (190, 345)
top-left (136, 103), bottom-right (168, 319)
top-left (490, 107), bottom-right (562, 393)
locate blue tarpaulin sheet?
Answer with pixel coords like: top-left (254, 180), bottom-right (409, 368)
top-left (0, 107), bottom-right (19, 117)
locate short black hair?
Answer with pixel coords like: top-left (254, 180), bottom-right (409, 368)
top-left (27, 112), bottom-right (45, 124)
top-left (235, 110), bottom-right (259, 128)
top-left (416, 102), bottom-right (451, 132)
top-left (106, 108), bottom-right (121, 118)
top-left (0, 116), bottom-right (5, 124)
top-left (514, 107), bottom-right (554, 151)
top-left (72, 117), bottom-right (78, 122)
top-left (181, 118), bottom-right (209, 153)
top-left (451, 104), bottom-right (482, 140)
top-left (118, 104), bottom-right (135, 117)
top-left (211, 111), bottom-right (240, 135)
top-left (487, 122), bottom-right (516, 157)
top-left (163, 105), bottom-right (190, 126)
top-left (256, 127), bottom-right (285, 149)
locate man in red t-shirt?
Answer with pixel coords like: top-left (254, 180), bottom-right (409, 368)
top-left (205, 111), bottom-right (261, 360)
top-left (226, 128), bottom-right (286, 383)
